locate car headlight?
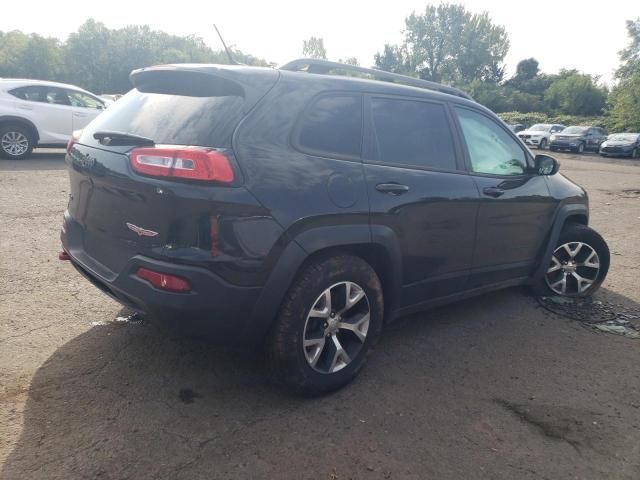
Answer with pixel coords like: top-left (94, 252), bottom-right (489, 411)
top-left (550, 135), bottom-right (557, 141)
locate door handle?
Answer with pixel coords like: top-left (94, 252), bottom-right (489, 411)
top-left (376, 183), bottom-right (409, 195)
top-left (73, 112), bottom-right (87, 117)
top-left (482, 186), bottom-right (505, 198)
top-left (17, 105), bottom-right (33, 111)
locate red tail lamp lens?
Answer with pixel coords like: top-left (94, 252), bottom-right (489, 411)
top-left (66, 130), bottom-right (82, 154)
top-left (130, 147), bottom-right (234, 183)
top-left (136, 267), bottom-right (191, 293)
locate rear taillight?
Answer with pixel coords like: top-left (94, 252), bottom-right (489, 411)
top-left (66, 130), bottom-right (81, 154)
top-left (135, 267), bottom-right (191, 293)
top-left (129, 147), bottom-right (234, 183)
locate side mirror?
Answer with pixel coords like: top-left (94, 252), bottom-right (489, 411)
top-left (534, 154), bottom-right (559, 176)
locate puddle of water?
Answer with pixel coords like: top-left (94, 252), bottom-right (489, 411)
top-left (538, 296), bottom-right (640, 339)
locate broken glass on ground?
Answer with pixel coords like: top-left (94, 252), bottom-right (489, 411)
top-left (537, 296), bottom-right (640, 339)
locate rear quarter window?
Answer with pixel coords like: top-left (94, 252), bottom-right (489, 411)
top-left (83, 89), bottom-right (245, 148)
top-left (294, 94), bottom-right (363, 159)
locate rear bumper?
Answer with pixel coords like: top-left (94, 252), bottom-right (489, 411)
top-left (61, 215), bottom-right (264, 344)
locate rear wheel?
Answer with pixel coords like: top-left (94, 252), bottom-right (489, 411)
top-left (532, 224), bottom-right (609, 297)
top-left (538, 138), bottom-right (547, 150)
top-left (0, 125), bottom-right (34, 160)
top-left (267, 255), bottom-right (383, 395)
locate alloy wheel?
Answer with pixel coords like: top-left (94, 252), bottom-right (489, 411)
top-left (302, 281), bottom-right (370, 374)
top-left (545, 241), bottom-right (600, 295)
top-left (1, 131), bottom-right (29, 157)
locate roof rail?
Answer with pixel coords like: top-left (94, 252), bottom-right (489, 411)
top-left (279, 58), bottom-right (473, 101)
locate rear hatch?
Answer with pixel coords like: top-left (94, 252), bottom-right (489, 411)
top-left (65, 65), bottom-right (278, 276)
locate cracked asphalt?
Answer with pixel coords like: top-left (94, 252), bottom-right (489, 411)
top-left (1, 150), bottom-right (639, 480)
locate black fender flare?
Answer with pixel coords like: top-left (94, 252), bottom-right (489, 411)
top-left (531, 203), bottom-right (589, 282)
top-left (0, 115), bottom-right (40, 142)
top-left (243, 223), bottom-right (403, 344)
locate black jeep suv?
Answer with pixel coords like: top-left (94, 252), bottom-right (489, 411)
top-left (61, 60), bottom-right (609, 394)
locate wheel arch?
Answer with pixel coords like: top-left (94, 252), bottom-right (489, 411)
top-left (531, 204), bottom-right (589, 282)
top-left (0, 116), bottom-right (40, 143)
top-left (243, 224), bottom-right (403, 344)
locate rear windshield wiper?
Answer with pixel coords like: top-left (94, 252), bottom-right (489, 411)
top-left (93, 131), bottom-right (155, 147)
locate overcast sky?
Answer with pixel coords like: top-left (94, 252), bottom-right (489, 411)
top-left (1, 0), bottom-right (636, 84)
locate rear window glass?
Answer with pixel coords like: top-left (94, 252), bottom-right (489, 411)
top-left (83, 89), bottom-right (245, 148)
top-left (296, 94), bottom-right (363, 158)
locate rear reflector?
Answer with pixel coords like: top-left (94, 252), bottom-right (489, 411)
top-left (130, 147), bottom-right (234, 183)
top-left (136, 267), bottom-right (191, 293)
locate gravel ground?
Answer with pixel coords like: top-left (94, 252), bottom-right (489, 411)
top-left (1, 150), bottom-right (639, 480)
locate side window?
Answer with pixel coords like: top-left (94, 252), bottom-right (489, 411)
top-left (9, 86), bottom-right (44, 102)
top-left (368, 97), bottom-right (457, 171)
top-left (454, 107), bottom-right (527, 176)
top-left (296, 94), bottom-right (362, 158)
top-left (42, 87), bottom-right (71, 106)
top-left (67, 90), bottom-right (104, 109)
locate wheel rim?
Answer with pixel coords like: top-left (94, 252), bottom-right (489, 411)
top-left (302, 281), bottom-right (370, 374)
top-left (578, 143), bottom-right (584, 153)
top-left (1, 131), bottom-right (29, 156)
top-left (545, 242), bottom-right (600, 296)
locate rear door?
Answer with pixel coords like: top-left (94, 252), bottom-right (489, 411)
top-left (363, 95), bottom-right (479, 307)
top-left (452, 106), bottom-right (556, 286)
top-left (66, 89), bottom-right (105, 130)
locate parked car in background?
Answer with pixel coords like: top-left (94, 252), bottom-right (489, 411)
top-left (61, 59), bottom-right (610, 394)
top-left (549, 126), bottom-right (607, 153)
top-left (517, 123), bottom-right (565, 150)
top-left (508, 123), bottom-right (526, 133)
top-left (599, 133), bottom-right (640, 158)
top-left (0, 79), bottom-right (106, 159)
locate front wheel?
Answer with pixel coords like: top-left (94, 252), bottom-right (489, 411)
top-left (632, 147), bottom-right (639, 159)
top-left (576, 142), bottom-right (585, 154)
top-left (267, 255), bottom-right (384, 395)
top-left (532, 224), bottom-right (609, 297)
top-left (0, 125), bottom-right (34, 160)
top-left (538, 138), bottom-right (547, 150)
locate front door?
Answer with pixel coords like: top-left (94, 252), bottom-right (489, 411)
top-left (452, 106), bottom-right (557, 287)
top-left (66, 90), bottom-right (105, 131)
top-left (364, 95), bottom-right (479, 308)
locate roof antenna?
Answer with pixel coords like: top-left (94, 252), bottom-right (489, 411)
top-left (214, 24), bottom-right (239, 65)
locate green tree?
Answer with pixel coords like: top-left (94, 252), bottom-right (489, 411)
top-left (544, 73), bottom-right (606, 116)
top-left (607, 74), bottom-right (640, 131)
top-left (302, 37), bottom-right (327, 59)
top-left (514, 58), bottom-right (539, 81)
top-left (616, 18), bottom-right (640, 79)
top-left (0, 31), bottom-right (63, 79)
top-left (376, 3), bottom-right (509, 84)
top-left (373, 44), bottom-right (409, 74)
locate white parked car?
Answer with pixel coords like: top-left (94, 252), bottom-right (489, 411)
top-left (517, 123), bottom-right (566, 150)
top-left (0, 79), bottom-right (106, 159)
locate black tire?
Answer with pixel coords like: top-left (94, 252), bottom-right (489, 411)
top-left (267, 255), bottom-right (384, 395)
top-left (576, 142), bottom-right (585, 154)
top-left (531, 224), bottom-right (609, 297)
top-left (550, 146), bottom-right (557, 152)
top-left (538, 138), bottom-right (547, 150)
top-left (0, 124), bottom-right (34, 160)
top-left (632, 147), bottom-right (639, 159)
